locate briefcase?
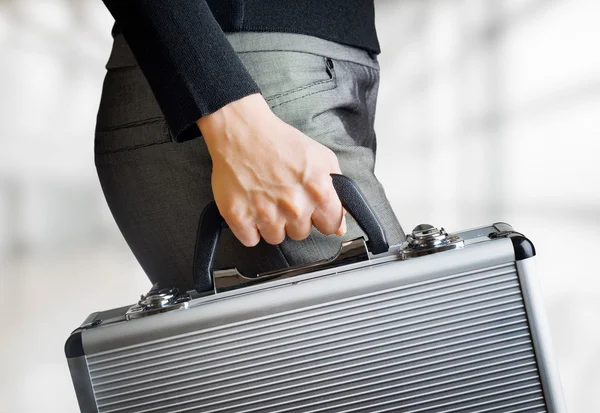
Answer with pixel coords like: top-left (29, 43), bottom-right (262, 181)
top-left (66, 175), bottom-right (566, 413)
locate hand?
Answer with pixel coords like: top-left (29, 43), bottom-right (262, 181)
top-left (197, 93), bottom-right (347, 247)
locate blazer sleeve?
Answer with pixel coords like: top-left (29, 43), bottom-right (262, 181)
top-left (102, 0), bottom-right (261, 142)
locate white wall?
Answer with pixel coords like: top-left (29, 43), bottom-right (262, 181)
top-left (0, 0), bottom-right (598, 411)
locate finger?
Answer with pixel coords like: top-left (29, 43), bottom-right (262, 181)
top-left (251, 200), bottom-right (285, 245)
top-left (311, 182), bottom-right (344, 236)
top-left (278, 193), bottom-right (313, 241)
top-left (329, 162), bottom-right (344, 235)
top-left (256, 221), bottom-right (286, 245)
top-left (335, 209), bottom-right (347, 236)
top-left (326, 149), bottom-right (343, 175)
top-left (227, 219), bottom-right (261, 247)
top-left (284, 214), bottom-right (313, 241)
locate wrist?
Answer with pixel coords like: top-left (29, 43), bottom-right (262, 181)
top-left (196, 93), bottom-right (271, 151)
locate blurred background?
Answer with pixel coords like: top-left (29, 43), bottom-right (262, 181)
top-left (0, 0), bottom-right (598, 412)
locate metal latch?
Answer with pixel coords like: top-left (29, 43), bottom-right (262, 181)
top-left (126, 284), bottom-right (192, 320)
top-left (400, 224), bottom-right (464, 259)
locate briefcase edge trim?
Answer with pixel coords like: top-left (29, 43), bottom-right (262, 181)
top-left (517, 257), bottom-right (568, 413)
top-left (67, 354), bottom-right (97, 413)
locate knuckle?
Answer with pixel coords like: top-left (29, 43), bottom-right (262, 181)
top-left (222, 203), bottom-right (246, 225)
top-left (286, 206), bottom-right (303, 220)
top-left (321, 146), bottom-right (334, 158)
top-left (307, 176), bottom-right (333, 204)
top-left (225, 213), bottom-right (245, 228)
top-left (286, 201), bottom-right (307, 221)
top-left (325, 149), bottom-right (339, 168)
top-left (254, 199), bottom-right (278, 225)
top-left (255, 205), bottom-right (275, 224)
top-left (279, 191), bottom-right (304, 219)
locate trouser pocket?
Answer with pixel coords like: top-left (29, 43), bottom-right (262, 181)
top-left (237, 51), bottom-right (338, 109)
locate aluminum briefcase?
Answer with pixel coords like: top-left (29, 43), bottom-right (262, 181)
top-left (66, 175), bottom-right (566, 413)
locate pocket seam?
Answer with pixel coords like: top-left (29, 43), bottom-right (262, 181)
top-left (95, 120), bottom-right (172, 155)
top-left (269, 78), bottom-right (337, 109)
top-left (95, 139), bottom-right (172, 155)
top-left (265, 76), bottom-right (333, 102)
top-left (96, 116), bottom-right (165, 133)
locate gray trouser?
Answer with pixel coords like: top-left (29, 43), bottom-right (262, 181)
top-left (95, 32), bottom-right (405, 290)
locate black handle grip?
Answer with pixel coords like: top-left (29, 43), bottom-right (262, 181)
top-left (330, 174), bottom-right (389, 254)
top-left (193, 173), bottom-right (389, 293)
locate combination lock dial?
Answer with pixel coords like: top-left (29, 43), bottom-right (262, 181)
top-left (126, 284), bottom-right (191, 320)
top-left (400, 224), bottom-right (464, 259)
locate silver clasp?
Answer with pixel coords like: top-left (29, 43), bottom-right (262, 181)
top-left (126, 284), bottom-right (192, 320)
top-left (400, 224), bottom-right (464, 259)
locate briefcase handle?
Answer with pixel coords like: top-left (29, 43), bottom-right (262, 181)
top-left (193, 174), bottom-right (389, 293)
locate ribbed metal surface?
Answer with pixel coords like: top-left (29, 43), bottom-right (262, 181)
top-left (87, 262), bottom-right (546, 413)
